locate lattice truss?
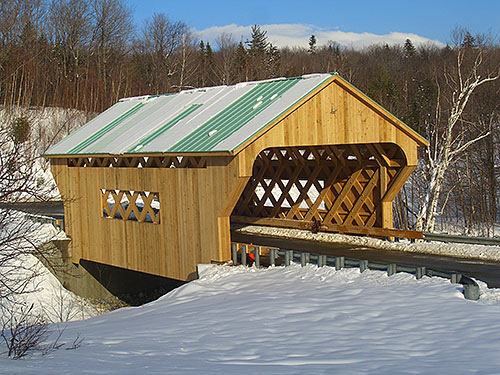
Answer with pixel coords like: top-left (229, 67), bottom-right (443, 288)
top-left (68, 156), bottom-right (206, 168)
top-left (233, 144), bottom-right (405, 228)
top-left (101, 189), bottom-right (160, 224)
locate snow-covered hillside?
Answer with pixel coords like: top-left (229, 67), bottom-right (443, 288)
top-left (0, 218), bottom-right (99, 325)
top-left (2, 263), bottom-right (500, 374)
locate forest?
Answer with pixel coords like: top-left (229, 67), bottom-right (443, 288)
top-left (0, 0), bottom-right (499, 235)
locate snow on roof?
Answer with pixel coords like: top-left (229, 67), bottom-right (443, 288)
top-left (44, 73), bottom-right (334, 156)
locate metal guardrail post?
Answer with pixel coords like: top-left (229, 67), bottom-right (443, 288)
top-left (387, 264), bottom-right (397, 276)
top-left (270, 249), bottom-right (277, 266)
top-left (359, 260), bottom-right (368, 273)
top-left (318, 255), bottom-right (326, 267)
top-left (285, 250), bottom-right (292, 266)
top-left (335, 257), bottom-right (344, 270)
top-left (241, 245), bottom-right (247, 266)
top-left (300, 252), bottom-right (310, 267)
top-left (416, 267), bottom-right (426, 279)
top-left (451, 273), bottom-right (462, 284)
top-left (231, 243), bottom-right (238, 265)
top-left (254, 246), bottom-right (260, 267)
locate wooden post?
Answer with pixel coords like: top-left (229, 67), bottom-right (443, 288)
top-left (379, 166), bottom-right (392, 229)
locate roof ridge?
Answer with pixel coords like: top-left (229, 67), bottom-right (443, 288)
top-left (118, 73), bottom-right (335, 102)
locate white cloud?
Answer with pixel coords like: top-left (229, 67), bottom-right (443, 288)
top-left (193, 23), bottom-right (445, 50)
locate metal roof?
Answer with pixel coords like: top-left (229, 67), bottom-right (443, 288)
top-left (44, 73), bottom-right (334, 156)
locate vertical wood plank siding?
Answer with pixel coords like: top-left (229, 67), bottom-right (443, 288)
top-left (49, 77), bottom-right (422, 281)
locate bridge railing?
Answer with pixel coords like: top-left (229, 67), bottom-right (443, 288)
top-left (230, 242), bottom-right (481, 301)
top-left (423, 232), bottom-right (500, 246)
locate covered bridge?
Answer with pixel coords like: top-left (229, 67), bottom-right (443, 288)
top-left (44, 73), bottom-right (428, 281)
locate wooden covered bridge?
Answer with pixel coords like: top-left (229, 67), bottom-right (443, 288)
top-left (44, 73), bottom-right (428, 281)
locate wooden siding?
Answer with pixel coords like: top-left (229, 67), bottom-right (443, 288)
top-left (48, 76), bottom-right (424, 280)
top-left (236, 77), bottom-right (421, 177)
top-left (51, 157), bottom-right (248, 280)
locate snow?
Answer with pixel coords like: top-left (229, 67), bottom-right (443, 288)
top-left (0, 106), bottom-right (92, 201)
top-left (0, 214), bottom-right (98, 325)
top-left (235, 224), bottom-right (500, 262)
top-left (2, 263), bottom-right (500, 373)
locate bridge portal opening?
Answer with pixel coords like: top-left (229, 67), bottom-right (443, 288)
top-left (231, 143), bottom-right (407, 234)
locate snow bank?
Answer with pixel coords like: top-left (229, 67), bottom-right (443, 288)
top-left (0, 215), bottom-right (98, 325)
top-left (2, 263), bottom-right (500, 373)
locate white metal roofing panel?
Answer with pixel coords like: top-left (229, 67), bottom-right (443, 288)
top-left (211, 74), bottom-right (332, 152)
top-left (139, 83), bottom-right (255, 153)
top-left (44, 73), bottom-right (335, 156)
top-left (45, 100), bottom-right (139, 155)
top-left (88, 90), bottom-right (210, 154)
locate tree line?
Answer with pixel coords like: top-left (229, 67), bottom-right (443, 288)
top-left (1, 0), bottom-right (499, 234)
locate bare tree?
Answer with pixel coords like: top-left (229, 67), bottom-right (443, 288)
top-left (89, 0), bottom-right (133, 102)
top-left (214, 32), bottom-right (236, 84)
top-left (415, 34), bottom-right (500, 232)
top-left (0, 113), bottom-right (60, 313)
top-left (138, 12), bottom-right (187, 93)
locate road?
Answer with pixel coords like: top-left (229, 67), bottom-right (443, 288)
top-left (0, 200), bottom-right (64, 220)
top-left (4, 201), bottom-right (500, 288)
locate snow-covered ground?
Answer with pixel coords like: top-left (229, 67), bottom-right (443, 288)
top-left (0, 215), bottom-right (99, 326)
top-left (2, 263), bottom-right (500, 373)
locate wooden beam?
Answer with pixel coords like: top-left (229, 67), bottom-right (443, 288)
top-left (381, 165), bottom-right (415, 203)
top-left (231, 216), bottom-right (424, 239)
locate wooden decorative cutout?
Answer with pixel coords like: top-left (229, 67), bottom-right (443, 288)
top-left (101, 189), bottom-right (160, 224)
top-left (68, 156), bottom-right (207, 169)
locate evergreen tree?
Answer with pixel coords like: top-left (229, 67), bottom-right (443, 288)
top-left (205, 41), bottom-right (215, 85)
top-left (232, 41), bottom-right (248, 82)
top-left (403, 38), bottom-right (416, 58)
top-left (461, 31), bottom-right (477, 48)
top-left (308, 34), bottom-right (317, 54)
top-left (246, 25), bottom-right (270, 80)
top-left (247, 24), bottom-right (269, 54)
top-left (267, 43), bottom-right (280, 77)
top-left (198, 40), bottom-right (206, 86)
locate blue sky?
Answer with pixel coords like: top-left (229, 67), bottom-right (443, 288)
top-left (127, 0), bottom-right (500, 48)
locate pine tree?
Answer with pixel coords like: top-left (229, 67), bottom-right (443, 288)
top-left (247, 25), bottom-right (269, 54)
top-left (198, 40), bottom-right (206, 87)
top-left (308, 34), bottom-right (317, 54)
top-left (267, 43), bottom-right (280, 77)
top-left (246, 25), bottom-right (270, 80)
top-left (461, 32), bottom-right (477, 48)
top-left (404, 38), bottom-right (416, 58)
top-left (232, 41), bottom-right (248, 82)
top-left (205, 42), bottom-right (215, 85)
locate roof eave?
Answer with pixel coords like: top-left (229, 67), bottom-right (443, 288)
top-left (43, 151), bottom-right (234, 159)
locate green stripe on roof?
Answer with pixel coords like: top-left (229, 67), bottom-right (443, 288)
top-left (168, 78), bottom-right (300, 153)
top-left (127, 104), bottom-right (202, 153)
top-left (86, 97), bottom-right (172, 153)
top-left (69, 102), bottom-right (145, 154)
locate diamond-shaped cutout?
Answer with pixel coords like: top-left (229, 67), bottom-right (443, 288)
top-left (101, 189), bottom-right (160, 224)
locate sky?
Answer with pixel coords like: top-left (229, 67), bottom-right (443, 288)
top-left (126, 0), bottom-right (500, 49)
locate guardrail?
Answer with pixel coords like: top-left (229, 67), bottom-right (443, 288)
top-left (230, 242), bottom-right (481, 301)
top-left (423, 232), bottom-right (500, 246)
top-left (24, 213), bottom-right (64, 231)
